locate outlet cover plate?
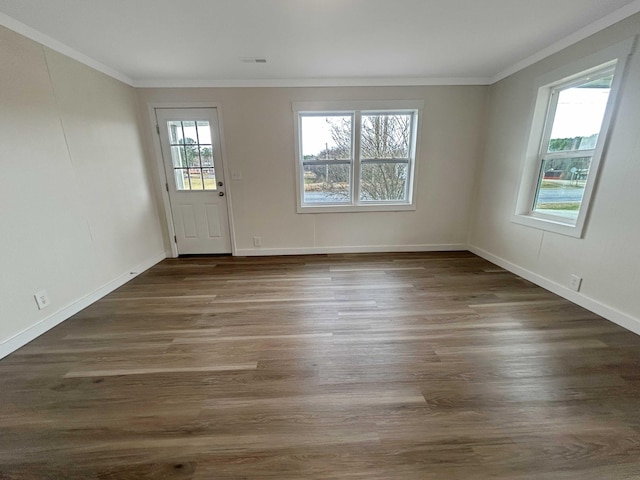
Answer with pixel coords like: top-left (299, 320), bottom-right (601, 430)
top-left (569, 275), bottom-right (582, 292)
top-left (34, 290), bottom-right (50, 310)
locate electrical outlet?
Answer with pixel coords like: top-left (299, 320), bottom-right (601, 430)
top-left (569, 274), bottom-right (582, 292)
top-left (34, 290), bottom-right (50, 310)
top-left (253, 236), bottom-right (262, 247)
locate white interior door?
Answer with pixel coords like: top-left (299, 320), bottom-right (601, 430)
top-left (156, 108), bottom-right (231, 254)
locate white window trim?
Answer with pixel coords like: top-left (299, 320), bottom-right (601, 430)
top-left (512, 38), bottom-right (635, 238)
top-left (293, 100), bottom-right (423, 213)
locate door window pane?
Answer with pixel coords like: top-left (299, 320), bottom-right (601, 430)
top-left (200, 146), bottom-right (213, 167)
top-left (181, 121), bottom-right (198, 144)
top-left (187, 169), bottom-right (204, 190)
top-left (196, 121), bottom-right (212, 144)
top-left (174, 169), bottom-right (190, 190)
top-left (202, 168), bottom-right (217, 190)
top-left (168, 121), bottom-right (185, 144)
top-left (167, 120), bottom-right (216, 191)
top-left (170, 146), bottom-right (187, 167)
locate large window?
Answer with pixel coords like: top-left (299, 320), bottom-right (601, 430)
top-left (513, 40), bottom-right (632, 237)
top-left (294, 101), bottom-right (421, 212)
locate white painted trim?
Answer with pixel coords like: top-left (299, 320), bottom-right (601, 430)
top-left (236, 244), bottom-right (467, 256)
top-left (214, 106), bottom-right (239, 257)
top-left (0, 252), bottom-right (167, 361)
top-left (492, 0), bottom-right (640, 83)
top-left (147, 104), bottom-right (179, 258)
top-left (0, 11), bottom-right (134, 86)
top-left (468, 245), bottom-right (640, 337)
top-left (297, 204), bottom-right (417, 214)
top-left (134, 77), bottom-right (492, 88)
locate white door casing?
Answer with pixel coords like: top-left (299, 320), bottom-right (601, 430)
top-left (155, 108), bottom-right (232, 254)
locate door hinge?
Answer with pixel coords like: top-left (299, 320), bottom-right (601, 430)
top-left (156, 124), bottom-right (160, 135)
top-left (165, 182), bottom-right (169, 192)
top-left (174, 235), bottom-right (177, 243)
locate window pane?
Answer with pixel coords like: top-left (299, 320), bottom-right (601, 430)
top-left (548, 75), bottom-right (613, 152)
top-left (200, 146), bottom-right (213, 167)
top-left (202, 168), bottom-right (217, 190)
top-left (181, 121), bottom-right (198, 144)
top-left (170, 146), bottom-right (187, 167)
top-left (188, 169), bottom-right (204, 190)
top-left (196, 121), bottom-right (212, 144)
top-left (174, 168), bottom-right (191, 190)
top-left (303, 164), bottom-right (351, 203)
top-left (360, 162), bottom-right (408, 201)
top-left (301, 115), bottom-right (352, 160)
top-left (533, 156), bottom-right (592, 220)
top-left (361, 114), bottom-right (412, 159)
top-left (167, 121), bottom-right (184, 144)
top-left (183, 144), bottom-right (200, 167)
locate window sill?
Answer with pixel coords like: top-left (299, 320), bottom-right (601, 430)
top-left (511, 213), bottom-right (584, 238)
top-left (298, 203), bottom-right (416, 214)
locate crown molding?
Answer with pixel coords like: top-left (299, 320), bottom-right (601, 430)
top-left (492, 0), bottom-right (640, 83)
top-left (133, 77), bottom-right (492, 88)
top-left (0, 11), bottom-right (134, 86)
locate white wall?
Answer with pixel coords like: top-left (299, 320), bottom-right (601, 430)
top-left (0, 26), bottom-right (166, 357)
top-left (469, 14), bottom-right (640, 331)
top-left (138, 85), bottom-right (488, 255)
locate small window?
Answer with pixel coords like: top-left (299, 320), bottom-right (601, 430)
top-left (294, 101), bottom-right (421, 213)
top-left (513, 39), bottom-right (632, 237)
top-left (167, 120), bottom-right (216, 191)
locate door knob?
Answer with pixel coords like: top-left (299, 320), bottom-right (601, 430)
top-left (219, 192), bottom-right (224, 197)
top-left (218, 181), bottom-right (224, 187)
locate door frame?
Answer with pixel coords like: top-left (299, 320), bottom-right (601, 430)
top-left (147, 102), bottom-right (237, 257)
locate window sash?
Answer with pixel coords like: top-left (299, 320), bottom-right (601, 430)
top-left (531, 65), bottom-right (613, 222)
top-left (528, 65), bottom-right (616, 223)
top-left (539, 66), bottom-right (616, 157)
top-left (298, 109), bottom-right (417, 208)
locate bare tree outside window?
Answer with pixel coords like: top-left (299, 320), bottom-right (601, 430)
top-left (299, 109), bottom-right (416, 207)
top-left (306, 114), bottom-right (412, 201)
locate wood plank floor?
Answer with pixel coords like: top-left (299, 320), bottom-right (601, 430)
top-left (2, 252), bottom-right (640, 479)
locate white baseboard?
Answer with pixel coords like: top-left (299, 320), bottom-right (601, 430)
top-left (468, 245), bottom-right (640, 336)
top-left (235, 243), bottom-right (468, 257)
top-left (0, 252), bottom-right (167, 360)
